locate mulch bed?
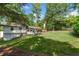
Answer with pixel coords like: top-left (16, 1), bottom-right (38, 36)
top-left (0, 47), bottom-right (48, 56)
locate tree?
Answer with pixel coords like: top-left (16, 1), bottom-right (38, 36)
top-left (65, 16), bottom-right (77, 27)
top-left (44, 3), bottom-right (69, 30)
top-left (72, 16), bottom-right (79, 34)
top-left (37, 19), bottom-right (45, 29)
top-left (0, 3), bottom-right (29, 26)
top-left (32, 4), bottom-right (41, 26)
top-left (27, 14), bottom-right (34, 26)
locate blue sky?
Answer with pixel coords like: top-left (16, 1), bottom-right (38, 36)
top-left (22, 3), bottom-right (33, 14)
top-left (67, 3), bottom-right (79, 16)
top-left (40, 3), bottom-right (46, 20)
top-left (22, 3), bottom-right (46, 20)
top-left (68, 4), bottom-right (76, 12)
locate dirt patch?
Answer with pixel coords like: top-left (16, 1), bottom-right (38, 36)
top-left (0, 47), bottom-right (48, 56)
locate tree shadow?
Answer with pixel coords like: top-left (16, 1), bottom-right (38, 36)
top-left (69, 32), bottom-right (79, 38)
top-left (1, 35), bottom-right (79, 56)
top-left (13, 36), bottom-right (79, 56)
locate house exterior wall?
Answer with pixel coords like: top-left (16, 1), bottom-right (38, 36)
top-left (3, 26), bottom-right (21, 33)
top-left (3, 33), bottom-right (21, 40)
top-left (27, 29), bottom-right (34, 35)
top-left (0, 31), bottom-right (3, 38)
top-left (3, 26), bottom-right (27, 40)
top-left (27, 28), bottom-right (37, 35)
top-left (21, 27), bottom-right (27, 33)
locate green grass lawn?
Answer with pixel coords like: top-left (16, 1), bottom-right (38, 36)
top-left (0, 31), bottom-right (79, 55)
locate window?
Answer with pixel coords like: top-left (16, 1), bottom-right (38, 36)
top-left (27, 29), bottom-right (29, 31)
top-left (11, 27), bottom-right (14, 31)
top-left (19, 27), bottom-right (22, 30)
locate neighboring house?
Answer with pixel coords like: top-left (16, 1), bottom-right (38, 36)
top-left (27, 26), bottom-right (42, 35)
top-left (0, 23), bottom-right (28, 40)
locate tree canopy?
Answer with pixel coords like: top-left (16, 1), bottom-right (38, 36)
top-left (0, 3), bottom-right (29, 26)
top-left (44, 3), bottom-right (69, 30)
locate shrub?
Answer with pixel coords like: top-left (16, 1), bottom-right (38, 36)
top-left (73, 22), bottom-right (79, 34)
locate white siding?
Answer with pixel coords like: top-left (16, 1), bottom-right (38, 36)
top-left (3, 26), bottom-right (21, 33)
top-left (0, 31), bottom-right (3, 38)
top-left (3, 33), bottom-right (21, 40)
top-left (3, 26), bottom-right (11, 33)
top-left (12, 27), bottom-right (21, 33)
top-left (3, 26), bottom-right (27, 40)
top-left (21, 27), bottom-right (26, 33)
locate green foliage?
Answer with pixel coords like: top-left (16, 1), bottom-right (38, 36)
top-left (65, 16), bottom-right (77, 27)
top-left (44, 4), bottom-right (68, 31)
top-left (37, 20), bottom-right (45, 29)
top-left (73, 22), bottom-right (79, 34)
top-left (32, 4), bottom-right (40, 11)
top-left (46, 19), bottom-right (54, 30)
top-left (0, 27), bottom-right (3, 31)
top-left (27, 14), bottom-right (34, 26)
top-left (32, 4), bottom-right (41, 26)
top-left (72, 16), bottom-right (79, 34)
top-left (0, 4), bottom-right (29, 26)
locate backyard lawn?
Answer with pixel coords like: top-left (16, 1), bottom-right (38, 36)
top-left (0, 31), bottom-right (79, 56)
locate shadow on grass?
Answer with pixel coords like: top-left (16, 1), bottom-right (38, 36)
top-left (12, 36), bottom-right (79, 56)
top-left (1, 35), bottom-right (79, 56)
top-left (69, 32), bottom-right (79, 38)
top-left (0, 37), bottom-right (24, 48)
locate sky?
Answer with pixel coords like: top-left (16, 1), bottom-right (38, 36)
top-left (22, 3), bottom-right (33, 14)
top-left (67, 3), bottom-right (79, 16)
top-left (22, 3), bottom-right (46, 20)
